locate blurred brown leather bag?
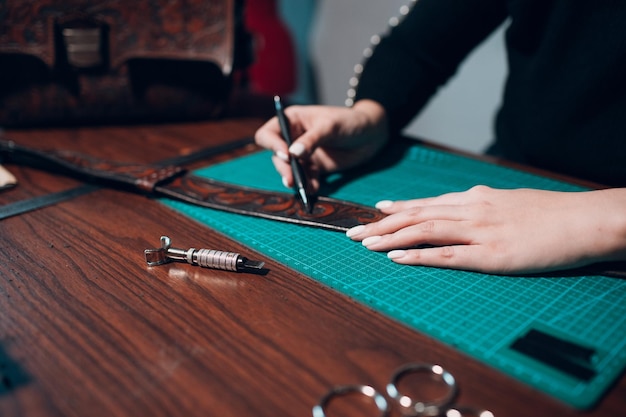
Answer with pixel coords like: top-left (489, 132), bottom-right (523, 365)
top-left (0, 0), bottom-right (251, 127)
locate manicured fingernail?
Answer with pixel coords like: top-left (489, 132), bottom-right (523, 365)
top-left (375, 200), bottom-right (393, 209)
top-left (346, 225), bottom-right (365, 238)
top-left (387, 250), bottom-right (406, 259)
top-left (289, 142), bottom-right (305, 157)
top-left (282, 176), bottom-right (290, 188)
top-left (276, 150), bottom-right (289, 162)
top-left (362, 235), bottom-right (382, 247)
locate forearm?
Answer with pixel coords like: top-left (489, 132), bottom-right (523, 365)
top-left (584, 188), bottom-right (626, 263)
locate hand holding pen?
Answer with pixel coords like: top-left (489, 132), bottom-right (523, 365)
top-left (273, 96), bottom-right (315, 213)
top-left (254, 98), bottom-right (389, 211)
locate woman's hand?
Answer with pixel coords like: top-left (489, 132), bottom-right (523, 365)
top-left (346, 186), bottom-right (626, 275)
top-left (254, 100), bottom-right (388, 192)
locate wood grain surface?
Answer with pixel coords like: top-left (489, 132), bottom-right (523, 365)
top-left (0, 119), bottom-right (624, 417)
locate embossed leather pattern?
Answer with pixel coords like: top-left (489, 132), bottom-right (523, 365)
top-left (0, 140), bottom-right (385, 231)
top-left (158, 176), bottom-right (385, 231)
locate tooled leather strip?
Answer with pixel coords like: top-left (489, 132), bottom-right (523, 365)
top-left (156, 175), bottom-right (386, 231)
top-left (0, 141), bottom-right (185, 193)
top-left (0, 140), bottom-right (385, 231)
top-left (54, 151), bottom-right (186, 192)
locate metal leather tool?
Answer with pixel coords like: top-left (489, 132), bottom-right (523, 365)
top-left (0, 139), bottom-right (385, 231)
top-left (145, 236), bottom-right (265, 273)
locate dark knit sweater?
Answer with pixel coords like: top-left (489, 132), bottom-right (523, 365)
top-left (354, 0), bottom-right (626, 186)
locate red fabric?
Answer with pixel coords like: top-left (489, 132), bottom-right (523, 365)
top-left (244, 0), bottom-right (296, 95)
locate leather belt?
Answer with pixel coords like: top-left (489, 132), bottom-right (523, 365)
top-left (0, 140), bottom-right (385, 231)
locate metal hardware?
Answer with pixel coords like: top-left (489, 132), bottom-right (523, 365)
top-left (312, 385), bottom-right (389, 417)
top-left (386, 363), bottom-right (457, 417)
top-left (56, 14), bottom-right (108, 70)
top-left (144, 236), bottom-right (265, 273)
top-left (62, 27), bottom-right (103, 68)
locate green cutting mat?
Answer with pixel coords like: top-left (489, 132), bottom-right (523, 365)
top-left (161, 142), bottom-right (626, 409)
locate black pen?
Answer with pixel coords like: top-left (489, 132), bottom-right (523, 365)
top-left (273, 95), bottom-right (314, 213)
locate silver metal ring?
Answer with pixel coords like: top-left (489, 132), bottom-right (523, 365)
top-left (312, 384), bottom-right (389, 417)
top-left (445, 407), bottom-right (495, 417)
top-left (386, 363), bottom-right (457, 416)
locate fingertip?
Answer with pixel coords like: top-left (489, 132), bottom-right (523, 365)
top-left (276, 150), bottom-right (289, 162)
top-left (375, 200), bottom-right (394, 209)
top-left (362, 235), bottom-right (382, 247)
top-left (387, 250), bottom-right (407, 260)
top-left (289, 142), bottom-right (306, 158)
top-left (309, 177), bottom-right (321, 194)
top-left (346, 224), bottom-right (366, 238)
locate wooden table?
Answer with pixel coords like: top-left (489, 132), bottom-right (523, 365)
top-left (0, 118), bottom-right (624, 417)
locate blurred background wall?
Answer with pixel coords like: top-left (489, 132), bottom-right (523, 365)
top-left (273, 0), bottom-right (508, 154)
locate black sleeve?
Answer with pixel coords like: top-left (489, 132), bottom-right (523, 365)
top-left (354, 0), bottom-right (508, 133)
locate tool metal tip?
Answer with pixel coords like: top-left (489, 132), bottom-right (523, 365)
top-left (298, 188), bottom-right (313, 213)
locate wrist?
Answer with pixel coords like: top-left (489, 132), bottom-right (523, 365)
top-left (589, 188), bottom-right (626, 262)
top-left (351, 99), bottom-right (387, 128)
top-left (608, 189), bottom-right (626, 261)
